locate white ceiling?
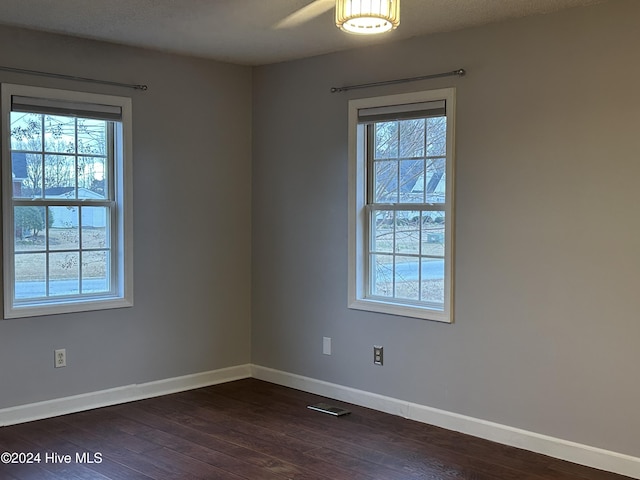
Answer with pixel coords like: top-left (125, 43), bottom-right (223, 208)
top-left (0, 0), bottom-right (602, 66)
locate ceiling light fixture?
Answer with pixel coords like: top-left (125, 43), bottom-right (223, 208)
top-left (335, 0), bottom-right (400, 35)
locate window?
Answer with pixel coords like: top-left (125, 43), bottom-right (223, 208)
top-left (1, 84), bottom-right (133, 318)
top-left (348, 88), bottom-right (455, 322)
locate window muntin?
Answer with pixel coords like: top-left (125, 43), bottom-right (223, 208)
top-left (2, 84), bottom-right (133, 318)
top-left (348, 89), bottom-right (454, 322)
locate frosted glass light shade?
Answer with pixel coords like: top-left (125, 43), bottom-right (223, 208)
top-left (335, 0), bottom-right (400, 35)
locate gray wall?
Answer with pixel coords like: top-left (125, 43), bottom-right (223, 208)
top-left (0, 26), bottom-right (252, 407)
top-left (252, 0), bottom-right (640, 457)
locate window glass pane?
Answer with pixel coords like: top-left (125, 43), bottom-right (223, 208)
top-left (49, 206), bottom-right (79, 250)
top-left (78, 156), bottom-right (107, 199)
top-left (425, 158), bottom-right (446, 203)
top-left (399, 159), bottom-right (424, 203)
top-left (394, 256), bottom-right (419, 300)
top-left (396, 212), bottom-right (420, 254)
top-left (14, 206), bottom-right (47, 250)
top-left (371, 254), bottom-right (393, 297)
top-left (82, 251), bottom-right (110, 293)
top-left (10, 112), bottom-right (41, 151)
top-left (422, 212), bottom-right (445, 257)
top-left (44, 155), bottom-right (76, 198)
top-left (81, 207), bottom-right (110, 248)
top-left (11, 153), bottom-right (28, 198)
top-left (49, 252), bottom-right (79, 296)
top-left (371, 210), bottom-right (394, 253)
top-left (77, 119), bottom-right (107, 155)
top-left (14, 253), bottom-right (46, 299)
top-left (421, 258), bottom-right (444, 305)
top-left (426, 116), bottom-right (446, 156)
top-left (399, 119), bottom-right (425, 158)
top-left (12, 154), bottom-right (44, 199)
top-left (374, 121), bottom-right (398, 159)
top-left (44, 115), bottom-right (76, 154)
top-left (373, 160), bottom-right (397, 203)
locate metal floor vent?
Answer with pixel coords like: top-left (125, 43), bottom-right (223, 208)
top-left (307, 403), bottom-right (351, 417)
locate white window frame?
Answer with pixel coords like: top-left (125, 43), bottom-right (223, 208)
top-left (348, 88), bottom-right (455, 322)
top-left (1, 84), bottom-right (133, 319)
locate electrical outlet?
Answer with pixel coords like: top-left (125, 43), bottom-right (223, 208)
top-left (373, 345), bottom-right (383, 365)
top-left (323, 337), bottom-right (332, 355)
top-left (54, 348), bottom-right (66, 368)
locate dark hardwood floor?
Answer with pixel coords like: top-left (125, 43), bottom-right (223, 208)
top-left (0, 378), bottom-right (631, 479)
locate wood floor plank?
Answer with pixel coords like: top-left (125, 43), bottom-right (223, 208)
top-left (8, 421), bottom-right (113, 480)
top-left (41, 417), bottom-right (203, 480)
top-left (132, 427), bottom-right (289, 480)
top-left (112, 401), bottom-right (335, 480)
top-left (0, 378), bottom-right (633, 480)
top-left (20, 418), bottom-right (156, 480)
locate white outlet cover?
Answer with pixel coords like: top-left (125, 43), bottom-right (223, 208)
top-left (323, 337), bottom-right (331, 355)
top-left (54, 348), bottom-right (66, 368)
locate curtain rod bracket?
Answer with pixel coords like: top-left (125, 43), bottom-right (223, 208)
top-left (331, 68), bottom-right (465, 93)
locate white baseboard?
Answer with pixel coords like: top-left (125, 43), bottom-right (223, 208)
top-left (251, 365), bottom-right (640, 480)
top-left (0, 364), bottom-right (252, 427)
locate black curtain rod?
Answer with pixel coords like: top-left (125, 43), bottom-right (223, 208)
top-left (331, 68), bottom-right (465, 93)
top-left (0, 65), bottom-right (148, 91)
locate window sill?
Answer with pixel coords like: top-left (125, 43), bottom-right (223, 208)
top-left (348, 298), bottom-right (451, 323)
top-left (4, 296), bottom-right (133, 319)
